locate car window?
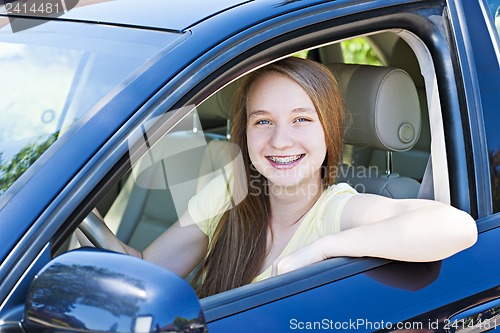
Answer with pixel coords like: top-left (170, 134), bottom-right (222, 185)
top-left (0, 19), bottom-right (181, 195)
top-left (65, 30), bottom-right (442, 296)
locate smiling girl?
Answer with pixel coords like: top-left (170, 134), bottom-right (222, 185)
top-left (125, 57), bottom-right (477, 298)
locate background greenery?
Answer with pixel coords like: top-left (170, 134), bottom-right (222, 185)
top-left (341, 38), bottom-right (383, 65)
top-left (0, 133), bottom-right (57, 195)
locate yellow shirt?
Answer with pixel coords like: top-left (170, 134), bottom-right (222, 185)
top-left (188, 173), bottom-right (357, 282)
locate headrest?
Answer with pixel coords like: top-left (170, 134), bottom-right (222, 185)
top-left (328, 64), bottom-right (421, 152)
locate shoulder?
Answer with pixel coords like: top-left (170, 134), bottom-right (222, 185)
top-left (320, 182), bottom-right (358, 207)
top-left (324, 182), bottom-right (358, 196)
top-left (314, 182), bottom-right (358, 234)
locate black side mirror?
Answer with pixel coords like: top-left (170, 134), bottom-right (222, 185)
top-left (22, 248), bottom-right (207, 333)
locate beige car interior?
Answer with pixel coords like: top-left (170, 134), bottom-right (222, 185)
top-left (85, 32), bottom-right (432, 252)
top-left (330, 63), bottom-right (421, 198)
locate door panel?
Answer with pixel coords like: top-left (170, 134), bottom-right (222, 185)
top-left (207, 223), bottom-right (500, 332)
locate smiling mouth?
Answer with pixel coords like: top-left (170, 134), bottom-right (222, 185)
top-left (266, 154), bottom-right (304, 165)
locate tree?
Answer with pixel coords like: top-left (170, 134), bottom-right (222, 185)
top-left (341, 38), bottom-right (383, 66)
top-left (0, 132), bottom-right (57, 194)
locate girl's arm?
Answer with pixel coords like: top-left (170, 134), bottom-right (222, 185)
top-left (272, 194), bottom-right (478, 276)
top-left (78, 211), bottom-right (208, 279)
top-left (141, 211), bottom-right (208, 278)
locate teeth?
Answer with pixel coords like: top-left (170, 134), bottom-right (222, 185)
top-left (268, 154), bottom-right (302, 164)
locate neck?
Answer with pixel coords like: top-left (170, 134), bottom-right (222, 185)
top-left (268, 179), bottom-right (324, 228)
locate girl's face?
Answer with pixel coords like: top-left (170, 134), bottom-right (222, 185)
top-left (246, 72), bottom-right (327, 190)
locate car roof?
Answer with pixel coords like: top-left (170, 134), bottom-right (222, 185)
top-left (1, 0), bottom-right (251, 32)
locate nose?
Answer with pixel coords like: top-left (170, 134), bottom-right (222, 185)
top-left (270, 123), bottom-right (294, 150)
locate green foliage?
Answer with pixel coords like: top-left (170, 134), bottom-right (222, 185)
top-left (293, 50), bottom-right (309, 59)
top-left (341, 38), bottom-right (383, 66)
top-left (294, 37), bottom-right (383, 65)
top-left (0, 132), bottom-right (58, 194)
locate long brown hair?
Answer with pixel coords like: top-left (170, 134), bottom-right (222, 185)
top-left (194, 57), bottom-right (344, 298)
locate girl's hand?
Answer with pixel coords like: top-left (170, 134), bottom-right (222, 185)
top-left (272, 240), bottom-right (326, 276)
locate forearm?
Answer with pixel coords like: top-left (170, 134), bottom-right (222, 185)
top-left (322, 205), bottom-right (476, 261)
top-left (273, 204), bottom-right (477, 275)
top-left (75, 228), bottom-right (143, 258)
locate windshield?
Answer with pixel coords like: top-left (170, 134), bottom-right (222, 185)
top-left (0, 17), bottom-right (182, 195)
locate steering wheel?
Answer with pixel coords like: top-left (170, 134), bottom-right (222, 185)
top-left (78, 208), bottom-right (128, 254)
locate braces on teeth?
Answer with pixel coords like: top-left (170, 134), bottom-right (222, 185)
top-left (268, 155), bottom-right (302, 164)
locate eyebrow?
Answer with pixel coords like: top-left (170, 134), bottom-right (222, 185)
top-left (247, 110), bottom-right (269, 118)
top-left (247, 107), bottom-right (316, 118)
top-left (292, 107), bottom-right (317, 114)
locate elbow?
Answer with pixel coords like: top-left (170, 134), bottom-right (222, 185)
top-left (447, 209), bottom-right (478, 253)
top-left (423, 205), bottom-right (478, 261)
top-left (461, 212), bottom-right (478, 249)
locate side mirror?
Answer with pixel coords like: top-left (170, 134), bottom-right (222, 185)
top-left (22, 248), bottom-right (207, 333)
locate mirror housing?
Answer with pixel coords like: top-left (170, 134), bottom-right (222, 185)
top-left (22, 248), bottom-right (207, 333)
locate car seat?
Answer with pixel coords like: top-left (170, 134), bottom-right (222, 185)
top-left (371, 38), bottom-right (431, 181)
top-left (328, 63), bottom-right (422, 198)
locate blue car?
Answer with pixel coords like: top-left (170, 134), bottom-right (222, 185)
top-left (0, 0), bottom-right (499, 332)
